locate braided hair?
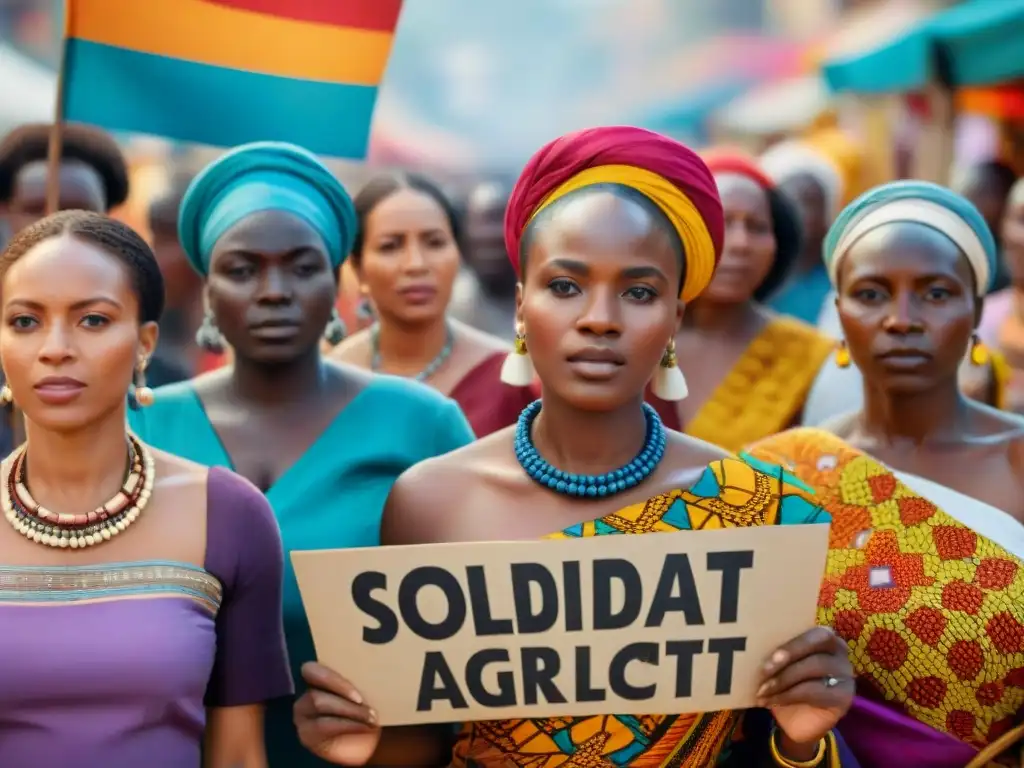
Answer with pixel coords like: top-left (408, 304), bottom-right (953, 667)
top-left (0, 210), bottom-right (164, 324)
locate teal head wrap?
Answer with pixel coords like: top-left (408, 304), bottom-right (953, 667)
top-left (177, 141), bottom-right (357, 275)
top-left (823, 180), bottom-right (998, 296)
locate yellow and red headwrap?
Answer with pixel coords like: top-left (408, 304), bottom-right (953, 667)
top-left (504, 126), bottom-right (724, 303)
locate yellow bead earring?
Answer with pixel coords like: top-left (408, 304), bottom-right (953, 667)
top-left (834, 340), bottom-right (851, 369)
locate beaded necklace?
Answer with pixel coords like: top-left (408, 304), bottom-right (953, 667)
top-left (2, 434), bottom-right (155, 548)
top-left (370, 321), bottom-right (454, 382)
top-left (514, 400), bottom-right (666, 498)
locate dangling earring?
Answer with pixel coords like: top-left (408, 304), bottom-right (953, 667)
top-left (969, 334), bottom-right (990, 366)
top-left (500, 324), bottom-right (535, 386)
top-left (651, 338), bottom-right (688, 401)
top-left (133, 357), bottom-right (154, 408)
top-left (0, 384), bottom-right (12, 405)
top-left (195, 309), bottom-right (225, 354)
top-left (323, 307), bottom-right (347, 346)
top-left (835, 340), bottom-right (851, 368)
top-left (356, 286), bottom-right (375, 324)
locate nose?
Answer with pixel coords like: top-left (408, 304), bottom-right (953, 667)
top-left (256, 265), bottom-right (293, 304)
top-left (38, 320), bottom-right (75, 365)
top-left (725, 221), bottom-right (752, 253)
top-left (400, 243), bottom-right (429, 274)
top-left (881, 291), bottom-right (924, 335)
top-left (575, 285), bottom-right (622, 338)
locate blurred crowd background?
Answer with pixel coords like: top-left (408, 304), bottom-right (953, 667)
top-left (2, 0), bottom-right (1023, 380)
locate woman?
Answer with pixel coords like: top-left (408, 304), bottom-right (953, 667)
top-left (330, 173), bottom-right (534, 437)
top-left (293, 127), bottom-right (858, 767)
top-left (759, 135), bottom-right (851, 325)
top-left (746, 181), bottom-right (1024, 767)
top-left (128, 142), bottom-right (475, 766)
top-left (646, 150), bottom-right (834, 452)
top-left (979, 177), bottom-right (1024, 413)
top-left (0, 210), bottom-right (290, 766)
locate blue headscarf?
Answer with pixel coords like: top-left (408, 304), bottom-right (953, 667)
top-left (177, 141), bottom-right (357, 275)
top-left (823, 180), bottom-right (998, 296)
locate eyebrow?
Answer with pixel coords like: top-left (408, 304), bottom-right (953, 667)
top-left (5, 296), bottom-right (124, 311)
top-left (547, 258), bottom-right (668, 282)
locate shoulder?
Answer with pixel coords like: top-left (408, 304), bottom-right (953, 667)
top-left (451, 319), bottom-right (511, 355)
top-left (328, 328), bottom-right (372, 365)
top-left (203, 466), bottom-right (283, 583)
top-left (347, 366), bottom-right (463, 416)
top-left (180, 367), bottom-right (232, 398)
top-left (381, 428), bottom-right (511, 545)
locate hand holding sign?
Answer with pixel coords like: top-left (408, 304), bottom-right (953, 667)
top-left (293, 663), bottom-right (380, 766)
top-left (755, 626), bottom-right (854, 760)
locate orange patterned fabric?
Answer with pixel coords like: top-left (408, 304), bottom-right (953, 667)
top-left (450, 456), bottom-right (833, 767)
top-left (745, 428), bottom-right (1024, 750)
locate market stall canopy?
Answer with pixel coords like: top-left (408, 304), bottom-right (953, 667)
top-left (824, 0), bottom-right (1024, 94)
top-left (639, 35), bottom-right (804, 142)
top-left (0, 44), bottom-right (56, 133)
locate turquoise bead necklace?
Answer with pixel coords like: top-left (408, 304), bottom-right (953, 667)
top-left (514, 399), bottom-right (666, 498)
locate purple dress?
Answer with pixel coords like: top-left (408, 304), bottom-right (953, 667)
top-left (0, 466), bottom-right (293, 767)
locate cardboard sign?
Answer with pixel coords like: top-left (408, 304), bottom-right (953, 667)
top-left (292, 524), bottom-right (829, 726)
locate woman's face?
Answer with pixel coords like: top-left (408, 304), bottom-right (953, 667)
top-left (1, 234), bottom-right (157, 431)
top-left (702, 173), bottom-right (776, 303)
top-left (206, 209), bottom-right (336, 365)
top-left (355, 188), bottom-right (460, 327)
top-left (520, 189), bottom-right (683, 411)
top-left (7, 160), bottom-right (106, 234)
top-left (1000, 196), bottom-right (1024, 288)
top-left (778, 172), bottom-right (828, 248)
top-left (836, 222), bottom-right (977, 395)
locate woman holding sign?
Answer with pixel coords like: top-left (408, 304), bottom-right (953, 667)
top-left (0, 210), bottom-right (291, 765)
top-left (294, 127), bottom-right (859, 767)
top-left (747, 181), bottom-right (1024, 767)
top-left (128, 142), bottom-right (475, 767)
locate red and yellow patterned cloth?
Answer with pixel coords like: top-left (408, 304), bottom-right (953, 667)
top-left (747, 428), bottom-right (1024, 752)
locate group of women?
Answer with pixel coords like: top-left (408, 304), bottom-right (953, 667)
top-left (0, 120), bottom-right (1021, 768)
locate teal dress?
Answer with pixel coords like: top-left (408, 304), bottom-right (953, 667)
top-left (129, 375), bottom-right (476, 766)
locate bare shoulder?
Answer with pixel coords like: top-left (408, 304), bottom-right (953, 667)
top-left (451, 318), bottom-right (510, 356)
top-left (151, 448), bottom-right (209, 485)
top-left (968, 400), bottom-right (1024, 437)
top-left (381, 427), bottom-right (514, 545)
top-left (186, 366), bottom-right (232, 398)
top-left (328, 327), bottom-right (372, 366)
top-left (655, 432), bottom-right (732, 490)
top-left (322, 356), bottom-right (377, 396)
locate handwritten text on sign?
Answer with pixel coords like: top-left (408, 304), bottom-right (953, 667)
top-left (292, 523), bottom-right (829, 725)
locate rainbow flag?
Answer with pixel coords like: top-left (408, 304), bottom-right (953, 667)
top-left (62, 0), bottom-right (403, 158)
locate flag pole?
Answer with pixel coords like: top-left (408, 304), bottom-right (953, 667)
top-left (9, 1), bottom-right (69, 448)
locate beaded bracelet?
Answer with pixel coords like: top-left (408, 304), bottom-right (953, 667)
top-left (769, 728), bottom-right (827, 768)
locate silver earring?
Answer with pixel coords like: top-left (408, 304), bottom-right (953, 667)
top-left (323, 308), bottom-right (347, 346)
top-left (195, 310), bottom-right (225, 354)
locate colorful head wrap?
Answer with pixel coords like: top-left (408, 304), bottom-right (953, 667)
top-left (824, 180), bottom-right (998, 296)
top-left (702, 149), bottom-right (804, 302)
top-left (504, 126), bottom-right (724, 302)
top-left (760, 139), bottom-right (844, 218)
top-left (178, 141), bottom-right (357, 275)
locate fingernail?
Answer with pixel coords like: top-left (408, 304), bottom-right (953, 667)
top-left (756, 681), bottom-right (771, 698)
top-left (367, 709), bottom-right (377, 725)
top-left (350, 690), bottom-right (363, 705)
top-left (772, 650), bottom-right (788, 665)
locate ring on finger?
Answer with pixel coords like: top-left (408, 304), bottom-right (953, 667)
top-left (823, 676), bottom-right (842, 688)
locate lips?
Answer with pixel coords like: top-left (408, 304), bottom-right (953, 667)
top-left (33, 376), bottom-right (86, 405)
top-left (398, 286), bottom-right (437, 304)
top-left (875, 349), bottom-right (932, 370)
top-left (567, 348), bottom-right (626, 365)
